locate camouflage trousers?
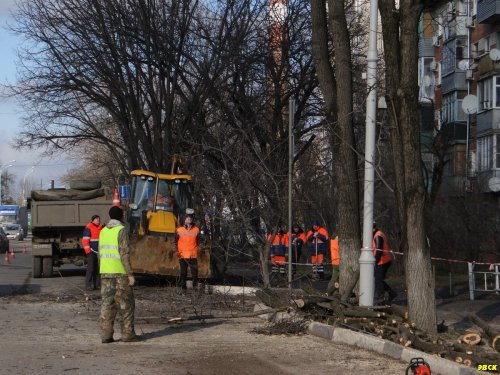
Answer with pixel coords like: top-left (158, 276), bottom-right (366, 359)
top-left (99, 276), bottom-right (136, 340)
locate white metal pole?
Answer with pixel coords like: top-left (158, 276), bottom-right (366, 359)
top-left (288, 98), bottom-right (295, 291)
top-left (359, 0), bottom-right (379, 307)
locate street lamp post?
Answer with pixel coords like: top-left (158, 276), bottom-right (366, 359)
top-left (0, 160), bottom-right (16, 206)
top-left (359, 0), bottom-right (379, 307)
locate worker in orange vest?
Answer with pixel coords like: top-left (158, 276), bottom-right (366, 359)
top-left (176, 215), bottom-right (200, 292)
top-left (326, 233), bottom-right (340, 295)
top-left (306, 220), bottom-right (329, 280)
top-left (83, 214), bottom-right (104, 291)
top-left (373, 222), bottom-right (397, 304)
top-left (288, 224), bottom-right (306, 275)
top-left (267, 225), bottom-right (288, 276)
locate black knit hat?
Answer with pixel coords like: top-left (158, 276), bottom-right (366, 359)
top-left (109, 206), bottom-right (123, 221)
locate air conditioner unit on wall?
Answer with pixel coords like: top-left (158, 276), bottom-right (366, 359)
top-left (433, 36), bottom-right (440, 47)
top-left (466, 69), bottom-right (474, 80)
top-left (430, 61), bottom-right (439, 71)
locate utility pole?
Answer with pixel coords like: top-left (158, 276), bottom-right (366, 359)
top-left (359, 0), bottom-right (379, 307)
top-left (288, 98), bottom-right (295, 292)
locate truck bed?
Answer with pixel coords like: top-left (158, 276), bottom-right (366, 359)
top-left (31, 200), bottom-right (113, 228)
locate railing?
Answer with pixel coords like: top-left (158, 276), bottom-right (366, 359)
top-left (468, 262), bottom-right (500, 300)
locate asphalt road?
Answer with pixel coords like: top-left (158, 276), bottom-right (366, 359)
top-left (0, 235), bottom-right (88, 296)
top-left (0, 236), bottom-right (408, 375)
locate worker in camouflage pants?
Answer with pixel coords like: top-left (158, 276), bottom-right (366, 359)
top-left (99, 206), bottom-right (140, 343)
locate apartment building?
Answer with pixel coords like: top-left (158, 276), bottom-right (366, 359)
top-left (419, 0), bottom-right (500, 198)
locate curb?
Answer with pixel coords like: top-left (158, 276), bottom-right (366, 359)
top-left (204, 284), bottom-right (258, 296)
top-left (254, 304), bottom-right (481, 375)
top-left (308, 321), bottom-right (481, 375)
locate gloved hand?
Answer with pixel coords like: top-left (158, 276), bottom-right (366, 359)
top-left (128, 275), bottom-right (135, 286)
top-left (313, 233), bottom-right (318, 238)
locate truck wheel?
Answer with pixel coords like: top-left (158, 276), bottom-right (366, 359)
top-left (42, 257), bottom-right (53, 278)
top-left (33, 256), bottom-right (42, 278)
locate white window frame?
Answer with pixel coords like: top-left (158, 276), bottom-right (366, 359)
top-left (496, 134), bottom-right (500, 170)
top-left (477, 76), bottom-right (500, 111)
top-left (477, 134), bottom-right (500, 171)
top-left (485, 36), bottom-right (491, 53)
top-left (442, 92), bottom-right (467, 123)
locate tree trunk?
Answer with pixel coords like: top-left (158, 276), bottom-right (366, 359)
top-left (327, 0), bottom-right (362, 301)
top-left (311, 0), bottom-right (361, 301)
top-left (380, 0), bottom-right (437, 334)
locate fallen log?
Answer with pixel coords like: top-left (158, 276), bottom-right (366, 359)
top-left (136, 307), bottom-right (288, 323)
top-left (385, 304), bottom-right (408, 320)
top-left (255, 289), bottom-right (288, 309)
top-left (443, 350), bottom-right (499, 368)
top-left (468, 313), bottom-right (500, 351)
top-left (400, 325), bottom-right (444, 354)
top-left (292, 296), bottom-right (332, 309)
top-left (459, 332), bottom-right (482, 346)
top-left (452, 343), bottom-right (474, 355)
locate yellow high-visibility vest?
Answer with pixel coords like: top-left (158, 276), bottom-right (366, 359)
top-left (99, 226), bottom-right (126, 274)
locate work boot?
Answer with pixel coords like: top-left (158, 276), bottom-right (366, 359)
top-left (101, 338), bottom-right (114, 344)
top-left (387, 290), bottom-right (398, 303)
top-left (122, 335), bottom-right (142, 342)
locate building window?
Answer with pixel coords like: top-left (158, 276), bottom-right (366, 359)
top-left (496, 134), bottom-right (500, 169)
top-left (442, 92), bottom-right (467, 123)
top-left (477, 77), bottom-right (500, 111)
top-left (419, 57), bottom-right (435, 102)
top-left (472, 42), bottom-right (479, 59)
top-left (485, 36), bottom-right (491, 53)
top-left (477, 134), bottom-right (500, 171)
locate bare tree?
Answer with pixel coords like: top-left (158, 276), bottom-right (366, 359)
top-left (310, 0), bottom-right (362, 299)
top-left (379, 0), bottom-right (437, 333)
top-left (11, 0), bottom-right (252, 173)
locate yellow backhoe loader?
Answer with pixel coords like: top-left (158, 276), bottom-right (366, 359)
top-left (127, 169), bottom-right (211, 278)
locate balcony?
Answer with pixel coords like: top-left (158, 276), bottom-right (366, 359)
top-left (476, 170), bottom-right (500, 193)
top-left (441, 71), bottom-right (467, 94)
top-left (477, 108), bottom-right (500, 134)
top-left (477, 54), bottom-right (500, 76)
top-left (477, 0), bottom-right (500, 24)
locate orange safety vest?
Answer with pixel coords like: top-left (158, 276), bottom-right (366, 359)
top-left (177, 225), bottom-right (200, 259)
top-left (266, 232), bottom-right (289, 246)
top-left (82, 222), bottom-right (103, 255)
top-left (330, 236), bottom-right (340, 266)
top-left (267, 232), bottom-right (288, 256)
top-left (372, 230), bottom-right (393, 265)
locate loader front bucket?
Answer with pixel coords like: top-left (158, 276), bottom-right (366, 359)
top-left (129, 235), bottom-right (212, 278)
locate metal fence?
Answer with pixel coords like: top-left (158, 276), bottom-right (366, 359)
top-left (468, 262), bottom-right (500, 300)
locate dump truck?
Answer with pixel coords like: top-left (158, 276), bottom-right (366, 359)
top-left (30, 183), bottom-right (112, 278)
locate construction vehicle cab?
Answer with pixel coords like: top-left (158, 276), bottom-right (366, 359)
top-left (127, 170), bottom-right (212, 278)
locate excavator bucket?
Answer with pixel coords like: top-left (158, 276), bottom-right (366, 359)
top-left (129, 234), bottom-right (212, 278)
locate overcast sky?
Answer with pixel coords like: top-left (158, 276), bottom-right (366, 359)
top-left (0, 0), bottom-right (76, 195)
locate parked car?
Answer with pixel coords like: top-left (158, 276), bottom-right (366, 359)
top-left (0, 227), bottom-right (9, 252)
top-left (2, 224), bottom-right (24, 241)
